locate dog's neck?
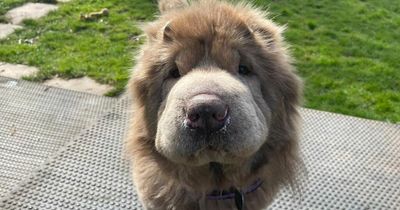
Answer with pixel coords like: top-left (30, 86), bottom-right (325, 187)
top-left (209, 162), bottom-right (224, 184)
top-left (207, 161), bottom-right (263, 190)
top-left (208, 162), bottom-right (263, 210)
top-left (207, 146), bottom-right (269, 187)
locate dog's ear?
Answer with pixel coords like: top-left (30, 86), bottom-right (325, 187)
top-left (250, 21), bottom-right (286, 49)
top-left (142, 21), bottom-right (174, 42)
top-left (254, 27), bottom-right (275, 48)
top-left (162, 22), bottom-right (174, 42)
top-left (142, 22), bottom-right (159, 42)
top-left (236, 21), bottom-right (254, 40)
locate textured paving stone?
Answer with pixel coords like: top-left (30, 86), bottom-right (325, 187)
top-left (43, 76), bottom-right (114, 95)
top-left (5, 3), bottom-right (58, 25)
top-left (0, 24), bottom-right (22, 39)
top-left (0, 62), bottom-right (39, 79)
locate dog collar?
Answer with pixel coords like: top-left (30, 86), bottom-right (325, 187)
top-left (206, 179), bottom-right (263, 210)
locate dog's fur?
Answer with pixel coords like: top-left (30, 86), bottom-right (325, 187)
top-left (127, 0), bottom-right (302, 209)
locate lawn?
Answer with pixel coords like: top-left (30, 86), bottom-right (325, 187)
top-left (0, 0), bottom-right (156, 96)
top-left (262, 0), bottom-right (400, 123)
top-left (0, 0), bottom-right (399, 123)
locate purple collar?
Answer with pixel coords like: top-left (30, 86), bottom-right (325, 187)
top-left (206, 179), bottom-right (263, 200)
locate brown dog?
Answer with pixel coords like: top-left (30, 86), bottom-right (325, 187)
top-left (127, 0), bottom-right (303, 209)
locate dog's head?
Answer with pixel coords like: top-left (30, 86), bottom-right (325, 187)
top-left (130, 1), bottom-right (302, 169)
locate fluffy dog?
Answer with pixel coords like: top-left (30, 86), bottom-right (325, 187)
top-left (127, 0), bottom-right (303, 209)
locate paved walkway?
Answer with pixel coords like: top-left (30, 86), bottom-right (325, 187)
top-left (0, 77), bottom-right (399, 209)
top-left (0, 0), bottom-right (113, 96)
top-left (0, 62), bottom-right (39, 78)
top-left (6, 3), bottom-right (58, 25)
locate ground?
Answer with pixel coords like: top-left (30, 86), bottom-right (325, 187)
top-left (0, 0), bottom-right (56, 22)
top-left (0, 0), bottom-right (399, 123)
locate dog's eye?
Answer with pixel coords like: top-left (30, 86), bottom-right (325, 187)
top-left (169, 68), bottom-right (181, 78)
top-left (238, 64), bottom-right (250, 75)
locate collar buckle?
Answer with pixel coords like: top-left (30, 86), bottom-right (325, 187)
top-left (233, 188), bottom-right (244, 210)
top-left (206, 179), bottom-right (263, 209)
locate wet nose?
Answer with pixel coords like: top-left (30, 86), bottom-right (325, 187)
top-left (185, 94), bottom-right (229, 133)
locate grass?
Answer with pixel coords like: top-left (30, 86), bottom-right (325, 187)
top-left (259, 0), bottom-right (400, 123)
top-left (0, 0), bottom-right (399, 123)
top-left (0, 0), bottom-right (156, 96)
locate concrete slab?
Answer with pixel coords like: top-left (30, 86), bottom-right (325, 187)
top-left (0, 85), bottom-right (398, 209)
top-left (43, 76), bottom-right (114, 95)
top-left (5, 3), bottom-right (58, 25)
top-left (0, 24), bottom-right (22, 39)
top-left (0, 62), bottom-right (39, 79)
top-left (0, 76), bottom-right (118, 198)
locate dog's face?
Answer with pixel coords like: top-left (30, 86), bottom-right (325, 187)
top-left (132, 3), bottom-right (301, 168)
top-left (157, 37), bottom-right (271, 166)
top-left (159, 70), bottom-right (270, 165)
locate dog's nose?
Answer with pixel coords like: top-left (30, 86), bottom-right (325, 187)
top-left (185, 94), bottom-right (229, 133)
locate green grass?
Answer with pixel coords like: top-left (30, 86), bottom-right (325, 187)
top-left (0, 0), bottom-right (399, 123)
top-left (0, 0), bottom-right (156, 96)
top-left (258, 0), bottom-right (400, 123)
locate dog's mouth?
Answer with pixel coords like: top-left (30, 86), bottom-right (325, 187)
top-left (185, 126), bottom-right (231, 150)
top-left (156, 111), bottom-right (265, 166)
top-left (156, 114), bottom-right (264, 166)
top-left (189, 148), bottom-right (237, 165)
top-left (181, 134), bottom-right (249, 165)
top-left (207, 144), bottom-right (222, 151)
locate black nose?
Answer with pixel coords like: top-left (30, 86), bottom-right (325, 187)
top-left (185, 94), bottom-right (229, 133)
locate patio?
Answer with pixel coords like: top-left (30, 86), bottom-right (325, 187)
top-left (0, 76), bottom-right (399, 209)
